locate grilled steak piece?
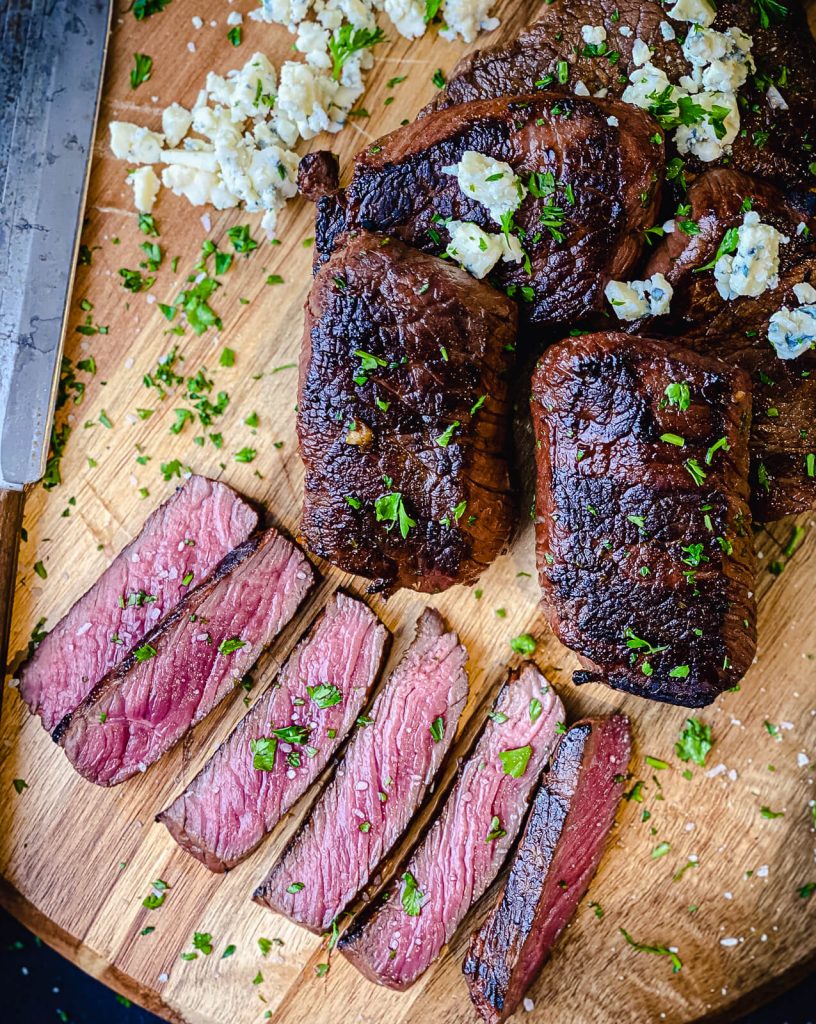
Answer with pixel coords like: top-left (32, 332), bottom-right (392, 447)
top-left (157, 592), bottom-right (387, 871)
top-left (339, 664), bottom-right (565, 990)
top-left (311, 93), bottom-right (662, 331)
top-left (464, 715), bottom-right (631, 1024)
top-left (532, 332), bottom-right (756, 707)
top-left (297, 150), bottom-right (339, 202)
top-left (54, 528), bottom-right (314, 787)
top-left (430, 0), bottom-right (816, 191)
top-left (298, 231), bottom-right (517, 594)
top-left (253, 608), bottom-right (468, 931)
top-left (640, 168), bottom-right (816, 520)
top-left (17, 476), bottom-right (258, 732)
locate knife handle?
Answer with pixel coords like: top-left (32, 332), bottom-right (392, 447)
top-left (0, 487), bottom-right (24, 698)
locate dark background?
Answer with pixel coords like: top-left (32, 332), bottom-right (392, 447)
top-left (2, 905), bottom-right (813, 1024)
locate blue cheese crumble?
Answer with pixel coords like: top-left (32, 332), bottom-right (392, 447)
top-left (605, 274), bottom-right (674, 320)
top-left (768, 282), bottom-right (816, 360)
top-left (714, 211), bottom-right (790, 301)
top-left (442, 151), bottom-right (527, 227)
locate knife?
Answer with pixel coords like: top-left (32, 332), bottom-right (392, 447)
top-left (0, 0), bottom-right (112, 686)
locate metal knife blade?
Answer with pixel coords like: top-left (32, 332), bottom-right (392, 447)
top-left (0, 0), bottom-right (112, 490)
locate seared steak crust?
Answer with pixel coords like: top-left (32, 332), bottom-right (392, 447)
top-left (430, 0), bottom-right (816, 190)
top-left (641, 168), bottom-right (816, 520)
top-left (253, 608), bottom-right (468, 932)
top-left (312, 94), bottom-right (663, 331)
top-left (464, 715), bottom-right (631, 1024)
top-left (532, 333), bottom-right (756, 707)
top-left (17, 476), bottom-right (258, 732)
top-left (158, 592), bottom-right (387, 871)
top-left (339, 664), bottom-right (565, 991)
top-left (54, 528), bottom-right (314, 786)
top-left (298, 232), bottom-right (517, 594)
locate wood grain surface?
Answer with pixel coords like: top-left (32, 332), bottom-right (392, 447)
top-left (1, 2), bottom-right (814, 1023)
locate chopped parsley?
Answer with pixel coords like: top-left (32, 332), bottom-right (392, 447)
top-left (374, 491), bottom-right (416, 539)
top-left (328, 25), bottom-right (386, 81)
top-left (499, 745), bottom-right (532, 778)
top-left (12, 779), bottom-right (28, 795)
top-left (400, 871), bottom-right (424, 916)
top-left (227, 225), bottom-right (259, 255)
top-left (129, 53), bottom-right (153, 89)
top-left (133, 642), bottom-right (157, 661)
top-left (307, 683), bottom-right (342, 709)
top-left (429, 716), bottom-right (444, 742)
top-left (250, 738), bottom-right (278, 770)
top-left (620, 928), bottom-right (682, 973)
top-left (142, 879), bottom-right (170, 909)
top-left (675, 718), bottom-right (713, 767)
top-left (132, 0), bottom-right (172, 20)
top-left (510, 633), bottom-right (537, 656)
top-left (485, 815), bottom-right (506, 842)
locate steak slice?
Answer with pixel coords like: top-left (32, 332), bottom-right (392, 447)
top-left (54, 528), bottom-right (314, 787)
top-left (310, 93), bottom-right (662, 331)
top-left (463, 715), bottom-right (631, 1024)
top-left (17, 476), bottom-right (258, 731)
top-left (339, 663), bottom-right (565, 990)
top-left (532, 332), bottom-right (756, 707)
top-left (157, 591), bottom-right (387, 871)
top-left (298, 231), bottom-right (517, 594)
top-left (253, 607), bottom-right (468, 932)
top-left (430, 0), bottom-right (816, 191)
top-left (639, 168), bottom-right (816, 521)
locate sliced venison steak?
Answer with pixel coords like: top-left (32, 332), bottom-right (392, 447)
top-left (298, 231), bottom-right (517, 594)
top-left (640, 168), bottom-right (816, 520)
top-left (54, 528), bottom-right (314, 787)
top-left (464, 715), bottom-right (631, 1024)
top-left (430, 0), bottom-right (816, 190)
top-left (158, 591), bottom-right (387, 871)
top-left (17, 476), bottom-right (258, 731)
top-left (532, 333), bottom-right (756, 707)
top-left (254, 608), bottom-right (468, 932)
top-left (309, 93), bottom-right (662, 331)
top-left (339, 663), bottom-right (565, 990)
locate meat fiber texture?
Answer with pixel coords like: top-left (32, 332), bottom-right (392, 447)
top-left (254, 607), bottom-right (468, 932)
top-left (464, 715), bottom-right (631, 1024)
top-left (339, 663), bottom-right (565, 990)
top-left (309, 93), bottom-right (662, 334)
top-left (532, 332), bottom-right (757, 707)
top-left (640, 168), bottom-right (816, 522)
top-left (54, 528), bottom-right (314, 787)
top-left (428, 0), bottom-right (816, 191)
top-left (157, 591), bottom-right (387, 871)
top-left (17, 476), bottom-right (258, 732)
top-left (297, 231), bottom-right (517, 594)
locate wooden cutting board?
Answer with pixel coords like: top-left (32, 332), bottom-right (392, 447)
top-left (2, 2), bottom-right (815, 1022)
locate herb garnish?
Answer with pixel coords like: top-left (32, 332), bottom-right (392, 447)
top-left (620, 928), bottom-right (682, 973)
top-left (499, 745), bottom-right (532, 778)
top-left (130, 53), bottom-right (153, 89)
top-left (307, 683), bottom-right (342, 709)
top-left (328, 25), bottom-right (386, 81)
top-left (675, 718), bottom-right (713, 766)
top-left (400, 871), bottom-right (424, 916)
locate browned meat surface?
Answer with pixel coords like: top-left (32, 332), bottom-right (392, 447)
top-left (339, 664), bottom-right (566, 990)
top-left (641, 168), bottom-right (816, 520)
top-left (464, 715), bottom-right (631, 1024)
top-left (430, 0), bottom-right (816, 190)
top-left (297, 231), bottom-right (517, 594)
top-left (532, 332), bottom-right (756, 707)
top-left (253, 608), bottom-right (468, 932)
top-left (297, 150), bottom-right (339, 202)
top-left (310, 93), bottom-right (663, 332)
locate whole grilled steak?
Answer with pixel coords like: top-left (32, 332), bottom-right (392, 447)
top-left (157, 592), bottom-right (387, 871)
top-left (253, 608), bottom-right (468, 931)
top-left (464, 715), bottom-right (631, 1024)
top-left (54, 528), bottom-right (313, 787)
top-left (339, 664), bottom-right (565, 990)
top-left (309, 93), bottom-right (662, 332)
top-left (532, 333), bottom-right (756, 707)
top-left (17, 476), bottom-right (258, 732)
top-left (639, 168), bottom-right (816, 520)
top-left (298, 232), bottom-right (516, 594)
top-left (430, 0), bottom-right (816, 191)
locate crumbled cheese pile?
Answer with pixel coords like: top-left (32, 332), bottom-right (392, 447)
top-left (251, 0), bottom-right (499, 46)
top-left (768, 281), bottom-right (816, 360)
top-left (618, 0), bottom-right (756, 163)
top-left (605, 273), bottom-right (674, 321)
top-left (110, 3), bottom-right (501, 232)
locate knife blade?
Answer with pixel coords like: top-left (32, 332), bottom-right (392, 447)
top-left (0, 0), bottom-right (111, 680)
